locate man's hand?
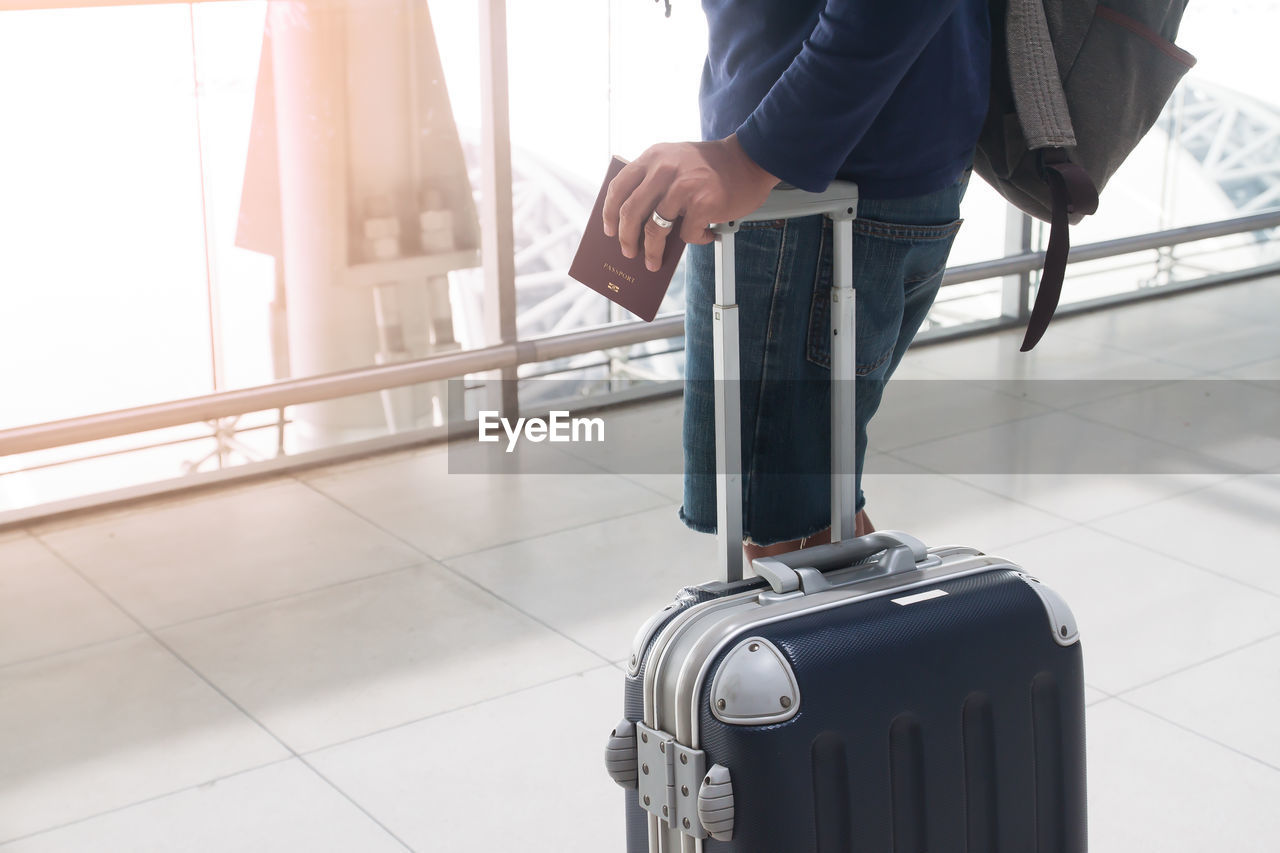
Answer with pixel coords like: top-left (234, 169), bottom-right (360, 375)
top-left (602, 134), bottom-right (780, 271)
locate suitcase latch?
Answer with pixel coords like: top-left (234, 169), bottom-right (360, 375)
top-left (635, 723), bottom-right (712, 839)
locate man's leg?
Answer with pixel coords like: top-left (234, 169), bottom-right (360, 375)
top-left (680, 218), bottom-right (836, 547)
top-left (682, 170), bottom-right (969, 557)
top-left (741, 509), bottom-right (873, 561)
top-left (749, 168), bottom-right (973, 561)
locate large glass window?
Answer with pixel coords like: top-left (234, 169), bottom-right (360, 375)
top-left (0, 4), bottom-right (218, 427)
top-left (2, 0), bottom-right (1276, 518)
top-left (1, 0), bottom-right (489, 510)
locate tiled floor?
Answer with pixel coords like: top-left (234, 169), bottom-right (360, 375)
top-left (2, 278), bottom-right (1280, 851)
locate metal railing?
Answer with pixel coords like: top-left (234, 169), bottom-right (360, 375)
top-left (940, 209), bottom-right (1280, 285)
top-left (3, 208), bottom-right (1278, 459)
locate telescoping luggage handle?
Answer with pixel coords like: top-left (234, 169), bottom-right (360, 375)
top-left (710, 182), bottom-right (860, 583)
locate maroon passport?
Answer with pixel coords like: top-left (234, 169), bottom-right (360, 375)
top-left (568, 156), bottom-right (685, 322)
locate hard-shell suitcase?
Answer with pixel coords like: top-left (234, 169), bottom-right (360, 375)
top-left (604, 184), bottom-right (1087, 852)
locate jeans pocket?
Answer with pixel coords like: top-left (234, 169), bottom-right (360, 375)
top-left (806, 217), bottom-right (963, 373)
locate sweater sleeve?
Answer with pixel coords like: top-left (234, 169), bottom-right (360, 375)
top-left (734, 0), bottom-right (971, 192)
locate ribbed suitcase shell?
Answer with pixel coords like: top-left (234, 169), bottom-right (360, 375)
top-left (623, 556), bottom-right (1086, 853)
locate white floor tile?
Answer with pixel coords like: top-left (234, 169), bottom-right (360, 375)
top-left (1149, 278), bottom-right (1280, 324)
top-left (620, 453), bottom-right (921, 509)
top-left (0, 760), bottom-right (405, 853)
top-left (952, 473), bottom-right (1226, 524)
top-left (554, 395), bottom-right (684, 476)
top-left (1147, 323), bottom-right (1280, 372)
top-left (0, 636), bottom-right (288, 843)
top-left (895, 410), bottom-right (1226, 479)
top-left (309, 666), bottom-right (625, 853)
top-left (859, 472), bottom-right (1071, 552)
top-left (1086, 700), bottom-right (1280, 853)
top-left (157, 564), bottom-right (604, 754)
top-left (882, 355), bottom-right (949, 380)
top-left (1090, 476), bottom-right (1280, 595)
top-left (0, 531), bottom-right (137, 667)
top-left (1218, 356), bottom-right (1280, 381)
top-left (300, 441), bottom-right (668, 560)
top-left (890, 303), bottom-right (1212, 414)
top-left (869, 378), bottom-right (1050, 452)
top-left (1069, 379), bottom-right (1280, 472)
top-left (891, 405), bottom-right (1229, 523)
top-left (975, 374), bottom-right (1196, 411)
top-left (620, 472), bottom-right (684, 503)
top-left (31, 480), bottom-right (424, 628)
top-left (995, 526), bottom-right (1280, 694)
top-left (1046, 297), bottom-right (1250, 359)
top-left (1122, 634), bottom-right (1280, 769)
top-left (909, 325), bottom-right (1191, 381)
top-left (862, 452), bottom-right (930, 476)
top-left (446, 504), bottom-right (717, 661)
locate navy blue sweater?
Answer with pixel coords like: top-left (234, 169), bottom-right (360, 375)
top-left (700, 0), bottom-right (991, 199)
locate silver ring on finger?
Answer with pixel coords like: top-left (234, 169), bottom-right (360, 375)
top-left (650, 209), bottom-right (675, 230)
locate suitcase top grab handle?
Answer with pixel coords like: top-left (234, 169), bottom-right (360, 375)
top-left (708, 182), bottom-right (859, 583)
top-left (751, 530), bottom-right (929, 595)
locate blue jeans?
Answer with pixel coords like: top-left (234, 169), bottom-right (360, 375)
top-left (679, 169), bottom-right (971, 545)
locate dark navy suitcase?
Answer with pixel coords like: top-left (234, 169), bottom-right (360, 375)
top-left (604, 184), bottom-right (1087, 852)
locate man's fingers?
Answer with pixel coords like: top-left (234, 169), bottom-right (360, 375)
top-left (617, 168), bottom-right (674, 259)
top-left (678, 209), bottom-right (713, 245)
top-left (602, 164), bottom-right (645, 238)
top-left (643, 206), bottom-right (681, 271)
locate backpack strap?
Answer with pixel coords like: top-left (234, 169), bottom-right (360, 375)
top-left (1020, 149), bottom-right (1099, 352)
top-left (1006, 0), bottom-right (1076, 149)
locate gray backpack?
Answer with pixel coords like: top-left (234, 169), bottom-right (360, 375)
top-left (973, 0), bottom-right (1197, 350)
